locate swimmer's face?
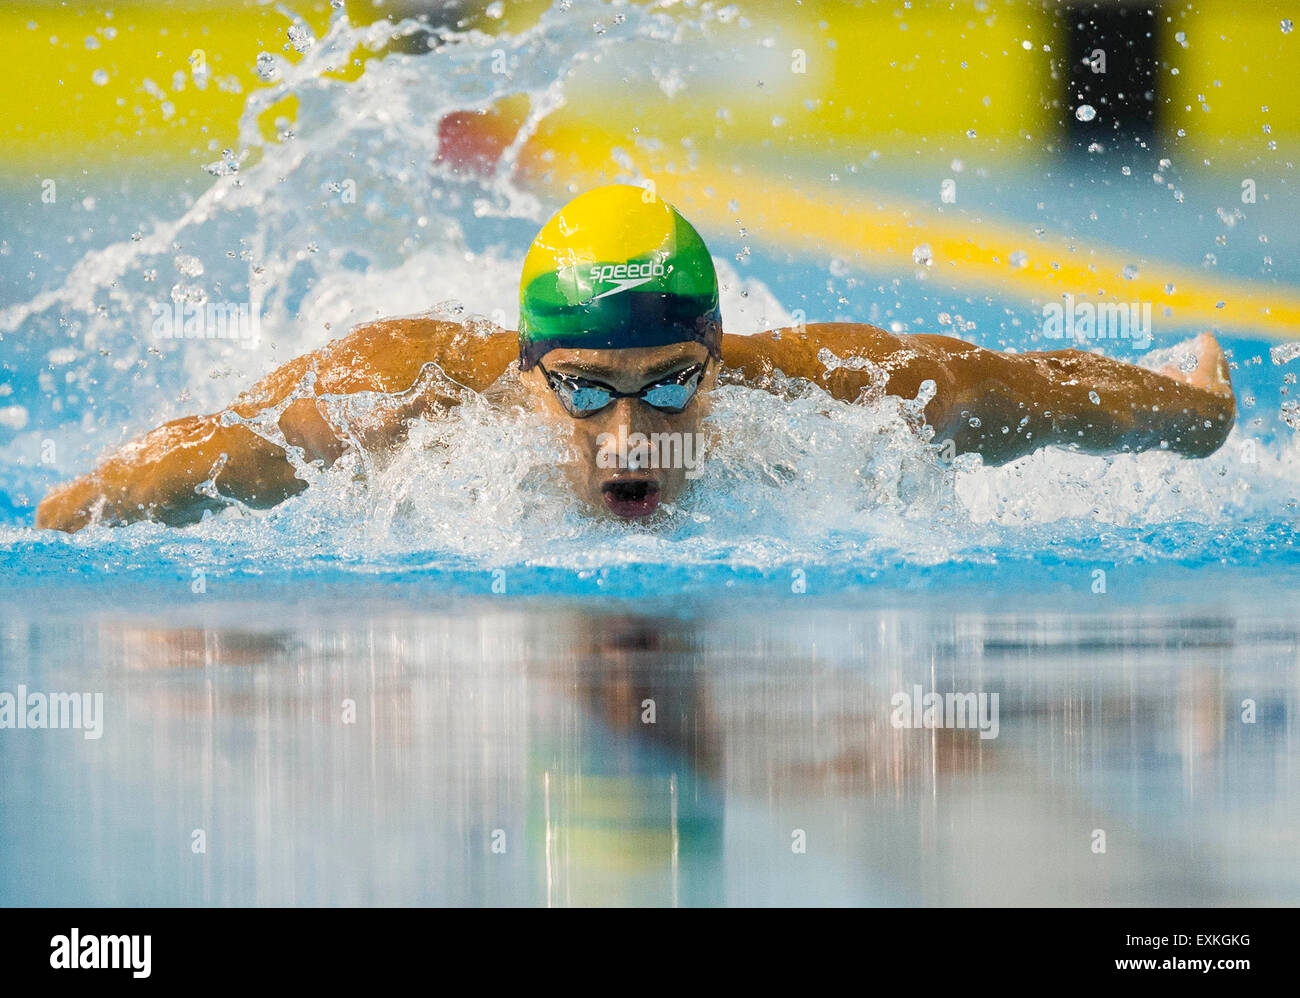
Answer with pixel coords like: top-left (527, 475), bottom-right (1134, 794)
top-left (520, 342), bottom-right (718, 519)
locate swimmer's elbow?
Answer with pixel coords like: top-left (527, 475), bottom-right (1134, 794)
top-left (33, 495), bottom-right (64, 531)
top-left (35, 480), bottom-right (96, 533)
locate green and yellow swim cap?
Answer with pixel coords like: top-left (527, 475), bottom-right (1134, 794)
top-left (517, 185), bottom-right (722, 371)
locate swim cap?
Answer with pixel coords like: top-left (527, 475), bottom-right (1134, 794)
top-left (517, 184), bottom-right (722, 371)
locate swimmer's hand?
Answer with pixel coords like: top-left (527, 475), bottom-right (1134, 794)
top-left (1143, 333), bottom-right (1234, 397)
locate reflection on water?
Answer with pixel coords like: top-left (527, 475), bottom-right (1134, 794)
top-left (0, 597), bottom-right (1296, 906)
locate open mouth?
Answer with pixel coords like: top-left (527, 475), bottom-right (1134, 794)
top-left (601, 479), bottom-right (661, 519)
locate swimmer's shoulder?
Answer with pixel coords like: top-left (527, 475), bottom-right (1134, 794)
top-left (318, 314), bottom-right (518, 394)
top-left (721, 322), bottom-right (902, 377)
top-left (229, 315), bottom-right (517, 412)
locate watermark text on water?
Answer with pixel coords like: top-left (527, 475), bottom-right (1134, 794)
top-left (0, 685), bottom-right (103, 739)
top-left (889, 684), bottom-right (999, 739)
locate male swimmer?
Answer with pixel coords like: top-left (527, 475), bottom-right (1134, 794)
top-left (36, 184), bottom-right (1236, 532)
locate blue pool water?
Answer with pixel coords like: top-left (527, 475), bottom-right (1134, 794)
top-left (0, 2), bottom-right (1297, 905)
top-left (2, 593), bottom-right (1297, 906)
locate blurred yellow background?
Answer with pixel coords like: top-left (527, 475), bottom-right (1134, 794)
top-left (3, 0), bottom-right (1295, 177)
top-left (4, 0), bottom-right (1297, 339)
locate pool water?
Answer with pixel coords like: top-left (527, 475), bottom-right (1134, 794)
top-left (2, 591), bottom-right (1296, 906)
top-left (0, 2), bottom-right (1297, 906)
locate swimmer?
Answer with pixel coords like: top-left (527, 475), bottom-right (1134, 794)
top-left (35, 184), bottom-right (1236, 532)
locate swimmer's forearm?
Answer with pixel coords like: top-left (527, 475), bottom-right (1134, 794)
top-left (728, 324), bottom-right (1235, 464)
top-left (912, 338), bottom-right (1236, 462)
top-left (34, 416), bottom-right (309, 532)
top-left (34, 391), bottom-right (398, 532)
top-left (36, 318), bottom-right (518, 532)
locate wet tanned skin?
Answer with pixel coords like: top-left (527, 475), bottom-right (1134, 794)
top-left (35, 317), bottom-right (1235, 532)
top-left (722, 324), bottom-right (1236, 463)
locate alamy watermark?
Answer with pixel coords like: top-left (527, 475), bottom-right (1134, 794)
top-left (1042, 293), bottom-right (1152, 349)
top-left (150, 300), bottom-right (260, 348)
top-left (890, 684), bottom-right (999, 739)
top-left (0, 685), bottom-right (103, 739)
top-left (50, 929), bottom-right (150, 978)
top-left (596, 427), bottom-right (708, 478)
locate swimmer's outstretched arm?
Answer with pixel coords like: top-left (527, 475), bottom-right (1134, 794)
top-left (723, 323), bottom-right (1236, 465)
top-left (35, 318), bottom-right (516, 532)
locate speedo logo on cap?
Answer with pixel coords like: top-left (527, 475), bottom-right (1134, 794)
top-left (587, 260), bottom-right (666, 300)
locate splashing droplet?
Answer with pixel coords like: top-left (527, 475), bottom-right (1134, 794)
top-left (174, 255), bottom-right (205, 278)
top-left (255, 51), bottom-right (280, 82)
top-left (1270, 343), bottom-right (1300, 366)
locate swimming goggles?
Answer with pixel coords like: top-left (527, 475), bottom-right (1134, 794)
top-left (538, 359), bottom-right (708, 418)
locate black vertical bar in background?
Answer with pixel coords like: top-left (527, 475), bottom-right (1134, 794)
top-left (1061, 2), bottom-right (1160, 154)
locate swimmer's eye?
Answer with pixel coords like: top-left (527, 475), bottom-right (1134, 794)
top-left (539, 361), bottom-right (708, 417)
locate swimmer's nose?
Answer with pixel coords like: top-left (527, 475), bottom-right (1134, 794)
top-left (607, 397), bottom-right (642, 437)
top-left (596, 398), bottom-right (655, 469)
top-left (626, 439), bottom-right (649, 471)
top-left (596, 429), bottom-right (622, 466)
top-left (612, 397), bottom-right (638, 421)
